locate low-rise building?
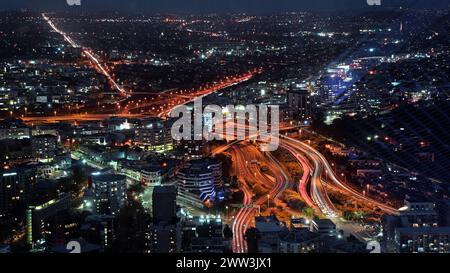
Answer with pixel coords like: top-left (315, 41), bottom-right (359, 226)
top-left (395, 227), bottom-right (450, 253)
top-left (0, 119), bottom-right (30, 140)
top-left (279, 229), bottom-right (323, 253)
top-left (311, 218), bottom-right (336, 236)
top-left (255, 215), bottom-right (286, 253)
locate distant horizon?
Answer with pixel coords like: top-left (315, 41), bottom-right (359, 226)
top-left (0, 0), bottom-right (449, 14)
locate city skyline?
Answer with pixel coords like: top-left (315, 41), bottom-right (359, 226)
top-left (0, 0), bottom-right (449, 258)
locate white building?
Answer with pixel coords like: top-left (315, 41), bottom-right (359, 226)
top-left (176, 158), bottom-right (222, 209)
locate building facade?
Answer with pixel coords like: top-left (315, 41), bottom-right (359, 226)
top-left (91, 174), bottom-right (127, 216)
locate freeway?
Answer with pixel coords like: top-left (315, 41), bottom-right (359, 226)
top-left (281, 136), bottom-right (399, 215)
top-left (22, 113), bottom-right (145, 124)
top-left (158, 70), bottom-right (260, 118)
top-left (231, 145), bottom-right (253, 253)
top-left (279, 137), bottom-right (398, 241)
top-left (230, 143), bottom-right (290, 253)
top-left (41, 13), bottom-right (260, 124)
top-left (280, 140), bottom-right (338, 218)
top-left (213, 121), bottom-right (398, 243)
top-left (42, 13), bottom-right (128, 97)
top-left (279, 143), bottom-right (316, 210)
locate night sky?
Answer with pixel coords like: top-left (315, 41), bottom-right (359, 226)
top-left (0, 0), bottom-right (449, 13)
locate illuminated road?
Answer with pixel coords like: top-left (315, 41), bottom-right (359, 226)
top-left (212, 120), bottom-right (398, 244)
top-left (281, 140), bottom-right (338, 218)
top-left (281, 136), bottom-right (399, 215)
top-left (118, 71), bottom-right (258, 116)
top-left (158, 70), bottom-right (260, 118)
top-left (42, 13), bottom-right (128, 96)
top-left (33, 18), bottom-right (260, 122)
top-left (279, 143), bottom-right (316, 209)
top-left (279, 136), bottom-right (399, 241)
top-left (231, 145), bottom-right (253, 253)
top-left (218, 119), bottom-right (398, 216)
top-left (230, 144), bottom-right (290, 253)
top-left (22, 113), bottom-right (145, 124)
top-left (265, 151), bottom-right (292, 201)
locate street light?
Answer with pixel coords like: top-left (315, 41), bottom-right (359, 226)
top-left (267, 194), bottom-right (270, 210)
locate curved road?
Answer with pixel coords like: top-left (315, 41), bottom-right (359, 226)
top-left (231, 144), bottom-right (290, 253)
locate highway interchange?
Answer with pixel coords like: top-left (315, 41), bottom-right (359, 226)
top-left (40, 13), bottom-right (400, 253)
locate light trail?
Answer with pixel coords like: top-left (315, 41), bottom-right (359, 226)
top-left (215, 124), bottom-right (398, 243)
top-left (213, 122), bottom-right (396, 216)
top-left (42, 13), bottom-right (127, 96)
top-left (22, 113), bottom-right (145, 124)
top-left (279, 143), bottom-right (316, 209)
top-left (265, 151), bottom-right (291, 201)
top-left (280, 140), bottom-right (338, 218)
top-left (230, 144), bottom-right (290, 253)
top-left (231, 146), bottom-right (253, 253)
top-left (310, 154), bottom-right (339, 218)
top-left (117, 70), bottom-right (260, 117)
top-left (281, 136), bottom-right (399, 215)
top-left (158, 70), bottom-right (260, 118)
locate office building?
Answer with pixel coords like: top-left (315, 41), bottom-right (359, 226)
top-left (26, 193), bottom-right (72, 248)
top-left (182, 215), bottom-right (226, 253)
top-left (91, 174), bottom-right (127, 216)
top-left (146, 185), bottom-right (181, 253)
top-left (0, 165), bottom-right (37, 219)
top-left (152, 186), bottom-right (177, 223)
top-left (177, 157), bottom-right (222, 208)
top-left (0, 119), bottom-right (30, 140)
top-left (31, 134), bottom-right (59, 162)
top-left (135, 118), bottom-right (173, 153)
top-left (146, 222), bottom-right (181, 253)
top-left (382, 197), bottom-right (443, 253)
top-left (287, 88), bottom-right (312, 123)
top-left (394, 227), bottom-right (450, 253)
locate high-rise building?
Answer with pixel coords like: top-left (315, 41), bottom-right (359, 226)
top-left (0, 165), bottom-right (37, 219)
top-left (177, 157), bottom-right (222, 208)
top-left (26, 193), bottom-right (72, 248)
top-left (31, 134), bottom-right (59, 162)
top-left (316, 75), bottom-right (344, 103)
top-left (135, 118), bottom-right (173, 153)
top-left (287, 88), bottom-right (312, 123)
top-left (141, 167), bottom-right (163, 188)
top-left (91, 174), bottom-right (127, 216)
top-left (146, 185), bottom-right (181, 253)
top-left (180, 140), bottom-right (208, 160)
top-left (81, 214), bottom-right (115, 250)
top-left (146, 222), bottom-right (181, 253)
top-left (152, 186), bottom-right (177, 224)
top-left (394, 227), bottom-right (450, 253)
top-left (181, 215), bottom-right (226, 253)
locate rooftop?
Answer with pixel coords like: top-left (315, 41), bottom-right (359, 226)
top-left (92, 174), bottom-right (126, 183)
